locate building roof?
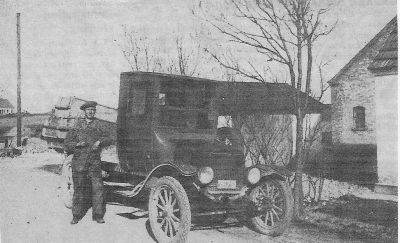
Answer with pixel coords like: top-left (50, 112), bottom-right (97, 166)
top-left (329, 17), bottom-right (397, 85)
top-left (0, 98), bottom-right (14, 109)
top-left (368, 20), bottom-right (398, 73)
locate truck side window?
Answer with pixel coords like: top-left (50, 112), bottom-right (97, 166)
top-left (167, 91), bottom-right (185, 107)
top-left (197, 112), bottom-right (212, 129)
top-left (130, 89), bottom-right (146, 115)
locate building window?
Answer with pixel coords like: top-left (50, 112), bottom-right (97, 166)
top-left (353, 106), bottom-right (366, 130)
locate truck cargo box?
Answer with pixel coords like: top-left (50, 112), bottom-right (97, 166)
top-left (42, 97), bottom-right (119, 165)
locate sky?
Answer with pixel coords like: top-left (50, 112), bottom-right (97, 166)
top-left (0, 0), bottom-right (397, 113)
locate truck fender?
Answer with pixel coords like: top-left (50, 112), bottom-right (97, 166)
top-left (148, 163), bottom-right (196, 178)
top-left (139, 163), bottom-right (196, 190)
top-left (254, 164), bottom-right (292, 181)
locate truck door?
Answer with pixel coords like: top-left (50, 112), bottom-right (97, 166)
top-left (117, 78), bottom-right (153, 173)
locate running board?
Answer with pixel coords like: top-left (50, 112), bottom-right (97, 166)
top-left (104, 182), bottom-right (135, 188)
top-left (113, 180), bottom-right (145, 198)
top-left (193, 209), bottom-right (244, 217)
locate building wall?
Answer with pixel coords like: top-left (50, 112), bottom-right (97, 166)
top-left (330, 25), bottom-right (393, 144)
top-left (331, 76), bottom-right (376, 144)
top-left (0, 108), bottom-right (13, 115)
top-left (375, 74), bottom-right (397, 185)
top-left (329, 20), bottom-right (397, 187)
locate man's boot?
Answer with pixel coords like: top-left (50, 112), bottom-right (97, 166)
top-left (70, 217), bottom-right (79, 225)
top-left (92, 217), bottom-right (105, 224)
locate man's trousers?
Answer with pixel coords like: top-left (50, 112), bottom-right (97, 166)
top-left (72, 171), bottom-right (105, 219)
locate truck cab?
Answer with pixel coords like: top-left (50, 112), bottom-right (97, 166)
top-left (116, 72), bottom-right (295, 242)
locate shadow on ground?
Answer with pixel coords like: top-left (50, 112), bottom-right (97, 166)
top-left (36, 163), bottom-right (62, 175)
top-left (105, 183), bottom-right (246, 242)
top-left (316, 194), bottom-right (397, 227)
top-left (105, 183), bottom-right (242, 228)
top-left (304, 194), bottom-right (398, 242)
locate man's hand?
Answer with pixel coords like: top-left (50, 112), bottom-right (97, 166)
top-left (92, 141), bottom-right (100, 151)
top-left (101, 170), bottom-right (109, 178)
top-left (76, 141), bottom-right (87, 147)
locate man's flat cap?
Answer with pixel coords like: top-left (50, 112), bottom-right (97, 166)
top-left (80, 101), bottom-right (98, 110)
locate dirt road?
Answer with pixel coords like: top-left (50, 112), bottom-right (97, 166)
top-left (0, 152), bottom-right (362, 243)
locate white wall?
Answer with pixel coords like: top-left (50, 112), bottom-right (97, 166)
top-left (375, 74), bottom-right (397, 185)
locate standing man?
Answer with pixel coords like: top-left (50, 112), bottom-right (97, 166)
top-left (64, 101), bottom-right (112, 224)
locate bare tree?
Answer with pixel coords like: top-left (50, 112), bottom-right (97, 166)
top-left (301, 58), bottom-right (331, 203)
top-left (173, 37), bottom-right (201, 76)
top-left (117, 27), bottom-right (204, 76)
top-left (302, 115), bottom-right (329, 203)
top-left (196, 0), bottom-right (336, 219)
top-left (242, 114), bottom-right (293, 167)
top-left (117, 28), bottom-right (161, 72)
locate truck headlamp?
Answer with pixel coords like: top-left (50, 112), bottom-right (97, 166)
top-left (247, 167), bottom-right (261, 184)
top-left (198, 167), bottom-right (214, 185)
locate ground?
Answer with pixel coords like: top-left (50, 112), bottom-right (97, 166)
top-left (0, 151), bottom-right (396, 243)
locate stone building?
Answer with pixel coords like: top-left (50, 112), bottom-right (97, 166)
top-left (0, 98), bottom-right (14, 115)
top-left (368, 18), bottom-right (398, 189)
top-left (328, 17), bottom-right (397, 190)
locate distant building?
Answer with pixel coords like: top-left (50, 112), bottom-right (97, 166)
top-left (0, 113), bottom-right (50, 148)
top-left (328, 17), bottom-right (397, 191)
top-left (0, 126), bottom-right (29, 148)
top-left (0, 98), bottom-right (14, 115)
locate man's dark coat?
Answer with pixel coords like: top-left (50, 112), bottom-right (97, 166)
top-left (64, 118), bottom-right (112, 219)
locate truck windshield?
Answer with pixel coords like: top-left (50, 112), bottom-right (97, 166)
top-left (216, 116), bottom-right (240, 147)
top-left (217, 115), bottom-right (233, 128)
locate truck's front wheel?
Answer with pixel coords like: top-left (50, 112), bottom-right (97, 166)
top-left (248, 179), bottom-right (293, 236)
top-left (148, 176), bottom-right (191, 243)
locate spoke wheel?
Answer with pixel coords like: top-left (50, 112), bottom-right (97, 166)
top-left (248, 179), bottom-right (293, 236)
top-left (149, 176), bottom-right (191, 243)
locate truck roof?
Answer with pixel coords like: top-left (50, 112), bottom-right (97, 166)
top-left (121, 72), bottom-right (327, 115)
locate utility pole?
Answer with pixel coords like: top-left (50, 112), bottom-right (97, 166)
top-left (16, 13), bottom-right (22, 146)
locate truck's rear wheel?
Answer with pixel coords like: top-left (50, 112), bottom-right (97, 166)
top-left (148, 176), bottom-right (191, 243)
top-left (248, 179), bottom-right (293, 236)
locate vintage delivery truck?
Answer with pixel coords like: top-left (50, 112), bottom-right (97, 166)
top-left (60, 72), bottom-right (325, 243)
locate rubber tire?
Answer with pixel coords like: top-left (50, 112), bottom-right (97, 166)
top-left (248, 179), bottom-right (293, 237)
top-left (148, 176), bottom-right (191, 243)
top-left (60, 155), bottom-right (74, 209)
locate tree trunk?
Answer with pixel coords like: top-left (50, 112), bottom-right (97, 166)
top-left (317, 176), bottom-right (324, 202)
top-left (293, 113), bottom-right (304, 220)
